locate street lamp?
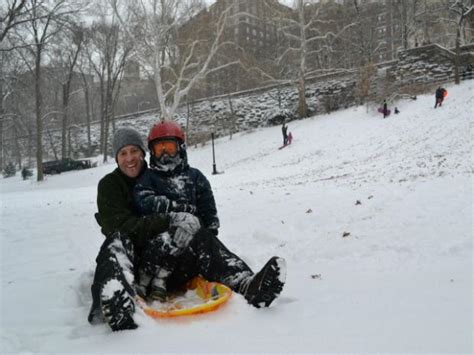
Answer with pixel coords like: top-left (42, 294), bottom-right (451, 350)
top-left (211, 132), bottom-right (217, 175)
top-left (211, 132), bottom-right (224, 175)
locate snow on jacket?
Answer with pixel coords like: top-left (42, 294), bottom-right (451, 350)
top-left (95, 166), bottom-right (170, 249)
top-left (134, 159), bottom-right (220, 232)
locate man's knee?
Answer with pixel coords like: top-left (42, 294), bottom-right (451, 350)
top-left (192, 228), bottom-right (226, 252)
top-left (96, 232), bottom-right (134, 264)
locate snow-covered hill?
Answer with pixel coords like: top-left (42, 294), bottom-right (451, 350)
top-left (1, 81), bottom-right (472, 353)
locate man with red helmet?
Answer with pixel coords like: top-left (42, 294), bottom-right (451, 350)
top-left (134, 120), bottom-right (286, 310)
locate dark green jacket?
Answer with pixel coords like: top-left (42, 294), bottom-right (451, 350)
top-left (95, 167), bottom-right (170, 248)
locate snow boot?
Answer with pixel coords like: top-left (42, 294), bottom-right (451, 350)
top-left (240, 256), bottom-right (286, 308)
top-left (101, 280), bottom-right (137, 331)
top-left (149, 269), bottom-right (172, 302)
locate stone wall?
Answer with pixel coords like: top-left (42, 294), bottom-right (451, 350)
top-left (390, 43), bottom-right (474, 85)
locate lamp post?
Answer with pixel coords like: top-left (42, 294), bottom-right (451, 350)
top-left (211, 132), bottom-right (218, 175)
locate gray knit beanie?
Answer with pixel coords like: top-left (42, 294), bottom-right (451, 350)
top-left (112, 128), bottom-right (146, 159)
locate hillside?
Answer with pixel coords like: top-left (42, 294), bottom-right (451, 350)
top-left (1, 80), bottom-right (472, 353)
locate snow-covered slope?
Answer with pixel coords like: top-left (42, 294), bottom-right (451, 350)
top-left (1, 81), bottom-right (472, 353)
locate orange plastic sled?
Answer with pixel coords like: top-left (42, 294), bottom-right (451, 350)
top-left (136, 276), bottom-right (232, 318)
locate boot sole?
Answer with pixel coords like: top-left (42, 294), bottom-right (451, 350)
top-left (250, 257), bottom-right (286, 308)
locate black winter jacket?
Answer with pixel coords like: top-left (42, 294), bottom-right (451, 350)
top-left (134, 161), bottom-right (220, 231)
top-left (95, 167), bottom-right (170, 248)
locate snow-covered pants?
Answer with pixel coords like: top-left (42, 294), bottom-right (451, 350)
top-left (88, 232), bottom-right (136, 324)
top-left (138, 228), bottom-right (253, 294)
top-left (162, 228), bottom-right (253, 293)
top-left (88, 229), bottom-right (253, 323)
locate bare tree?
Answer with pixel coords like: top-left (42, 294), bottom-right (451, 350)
top-left (78, 63), bottom-right (94, 156)
top-left (443, 0), bottom-right (473, 84)
top-left (47, 22), bottom-right (84, 159)
top-left (83, 17), bottom-right (132, 161)
top-left (0, 51), bottom-right (14, 171)
top-left (9, 0), bottom-right (83, 181)
top-left (1, 0), bottom-right (28, 44)
top-left (256, 0), bottom-right (355, 118)
top-left (111, 0), bottom-right (239, 121)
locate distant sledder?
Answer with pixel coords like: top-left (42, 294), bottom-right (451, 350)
top-left (378, 99), bottom-right (391, 118)
top-left (279, 122), bottom-right (293, 149)
top-left (434, 86), bottom-right (448, 108)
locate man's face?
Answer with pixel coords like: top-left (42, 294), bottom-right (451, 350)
top-left (117, 145), bottom-right (144, 178)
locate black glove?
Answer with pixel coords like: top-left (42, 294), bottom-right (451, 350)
top-left (136, 189), bottom-right (170, 214)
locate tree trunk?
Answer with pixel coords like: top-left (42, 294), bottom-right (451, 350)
top-left (27, 128), bottom-right (32, 167)
top-left (227, 94), bottom-right (235, 140)
top-left (99, 78), bottom-right (105, 158)
top-left (102, 90), bottom-right (112, 163)
top-left (186, 100), bottom-right (190, 145)
top-left (35, 45), bottom-right (44, 181)
top-left (82, 73), bottom-right (92, 155)
top-left (0, 117), bottom-right (4, 172)
top-left (454, 27), bottom-right (461, 85)
top-left (297, 0), bottom-right (307, 119)
top-left (61, 83), bottom-right (69, 159)
top-left (46, 128), bottom-right (59, 160)
top-left (0, 78), bottom-right (4, 172)
top-left (0, 117), bottom-right (3, 173)
top-left (13, 123), bottom-right (22, 169)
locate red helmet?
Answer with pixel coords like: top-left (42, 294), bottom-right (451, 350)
top-left (148, 120), bottom-right (185, 144)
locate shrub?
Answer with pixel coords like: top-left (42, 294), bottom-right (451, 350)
top-left (3, 162), bottom-right (16, 178)
top-left (21, 167), bottom-right (33, 180)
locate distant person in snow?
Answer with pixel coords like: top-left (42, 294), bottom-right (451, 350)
top-left (282, 121), bottom-right (288, 146)
top-left (88, 125), bottom-right (286, 331)
top-left (287, 131), bottom-right (293, 145)
top-left (383, 99), bottom-right (389, 118)
top-left (434, 86), bottom-right (446, 108)
top-left (394, 107), bottom-right (400, 114)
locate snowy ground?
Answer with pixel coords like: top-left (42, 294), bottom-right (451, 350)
top-left (1, 81), bottom-right (472, 354)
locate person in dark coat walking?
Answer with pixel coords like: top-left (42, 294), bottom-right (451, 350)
top-left (435, 86), bottom-right (446, 108)
top-left (383, 99), bottom-right (389, 118)
top-left (282, 122), bottom-right (288, 146)
top-left (88, 125), bottom-right (286, 332)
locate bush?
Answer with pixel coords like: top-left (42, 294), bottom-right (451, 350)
top-left (21, 167), bottom-right (33, 180)
top-left (3, 162), bottom-right (16, 178)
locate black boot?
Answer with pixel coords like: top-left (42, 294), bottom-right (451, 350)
top-left (240, 257), bottom-right (286, 308)
top-left (101, 282), bottom-right (138, 331)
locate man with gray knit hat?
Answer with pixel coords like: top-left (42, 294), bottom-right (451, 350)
top-left (88, 127), bottom-right (170, 331)
top-left (89, 125), bottom-right (286, 332)
top-left (112, 127), bottom-right (146, 162)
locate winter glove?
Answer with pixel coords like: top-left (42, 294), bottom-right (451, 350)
top-left (136, 189), bottom-right (170, 214)
top-left (170, 200), bottom-right (196, 214)
top-left (169, 212), bottom-right (201, 236)
top-left (173, 227), bottom-right (194, 249)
